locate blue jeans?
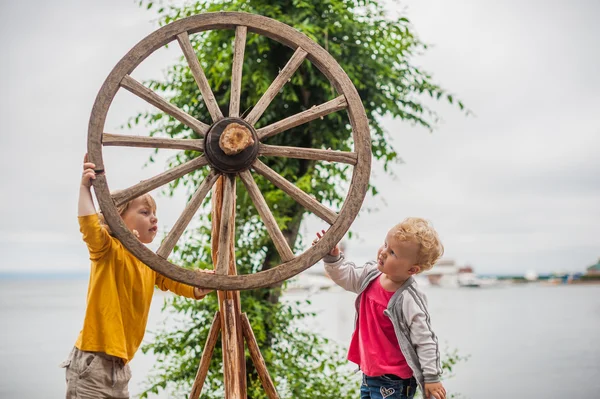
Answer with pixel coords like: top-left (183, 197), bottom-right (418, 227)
top-left (360, 374), bottom-right (418, 399)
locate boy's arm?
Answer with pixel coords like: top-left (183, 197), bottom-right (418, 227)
top-left (315, 230), bottom-right (371, 293)
top-left (155, 271), bottom-right (213, 299)
top-left (402, 291), bottom-right (443, 384)
top-left (79, 154), bottom-right (98, 216)
top-left (155, 273), bottom-right (196, 298)
top-left (79, 185), bottom-right (97, 216)
top-left (78, 156), bottom-right (112, 259)
top-left (79, 214), bottom-right (113, 260)
top-left (323, 253), bottom-right (372, 293)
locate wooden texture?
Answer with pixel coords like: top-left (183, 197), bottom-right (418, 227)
top-left (219, 123), bottom-right (254, 155)
top-left (241, 314), bottom-right (279, 399)
top-left (120, 75), bottom-right (209, 136)
top-left (252, 159), bottom-right (338, 225)
top-left (239, 170), bottom-right (294, 262)
top-left (257, 95), bottom-right (347, 140)
top-left (258, 144), bottom-right (357, 165)
top-left (188, 311), bottom-right (221, 399)
top-left (103, 133), bottom-right (204, 151)
top-left (157, 170), bottom-right (219, 259)
top-left (111, 156), bottom-right (208, 207)
top-left (245, 47), bottom-right (308, 125)
top-left (229, 26), bottom-right (247, 118)
top-left (222, 300), bottom-right (243, 399)
top-left (215, 175), bottom-right (236, 275)
top-left (88, 12), bottom-right (371, 290)
top-left (211, 176), bottom-right (247, 395)
top-left (177, 32), bottom-right (223, 122)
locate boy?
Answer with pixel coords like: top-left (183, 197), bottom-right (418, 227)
top-left (60, 155), bottom-right (212, 398)
top-left (315, 217), bottom-right (446, 399)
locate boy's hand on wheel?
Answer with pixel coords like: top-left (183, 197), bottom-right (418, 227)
top-left (312, 229), bottom-right (340, 256)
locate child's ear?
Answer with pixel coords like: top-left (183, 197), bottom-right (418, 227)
top-left (409, 265), bottom-right (421, 275)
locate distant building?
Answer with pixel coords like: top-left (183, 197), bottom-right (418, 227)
top-left (586, 258), bottom-right (600, 276)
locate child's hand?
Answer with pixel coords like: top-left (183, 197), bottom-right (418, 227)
top-left (81, 153), bottom-right (97, 188)
top-left (312, 229), bottom-right (340, 257)
top-left (194, 269), bottom-right (215, 299)
top-left (424, 382), bottom-right (446, 399)
top-left (194, 287), bottom-right (213, 299)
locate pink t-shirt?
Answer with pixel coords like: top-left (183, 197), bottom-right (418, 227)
top-left (348, 275), bottom-right (413, 378)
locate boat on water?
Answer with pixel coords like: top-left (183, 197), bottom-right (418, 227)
top-left (423, 259), bottom-right (499, 288)
top-left (457, 271), bottom-right (498, 288)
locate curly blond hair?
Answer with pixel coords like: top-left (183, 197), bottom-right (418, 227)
top-left (391, 217), bottom-right (444, 272)
top-left (98, 193), bottom-right (157, 235)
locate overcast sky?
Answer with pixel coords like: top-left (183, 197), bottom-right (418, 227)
top-left (0, 0), bottom-right (598, 275)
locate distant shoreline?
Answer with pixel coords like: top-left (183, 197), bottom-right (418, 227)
top-left (0, 271), bottom-right (88, 280)
top-left (2, 271), bottom-right (598, 285)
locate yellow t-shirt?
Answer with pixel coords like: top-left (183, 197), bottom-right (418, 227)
top-left (75, 214), bottom-right (196, 363)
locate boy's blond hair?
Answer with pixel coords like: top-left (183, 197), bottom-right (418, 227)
top-left (98, 193), bottom-right (157, 235)
top-left (392, 217), bottom-right (444, 272)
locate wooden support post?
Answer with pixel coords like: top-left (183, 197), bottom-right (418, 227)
top-left (241, 313), bottom-right (279, 399)
top-left (223, 299), bottom-right (243, 398)
top-left (211, 175), bottom-right (247, 398)
top-left (189, 311), bottom-right (222, 399)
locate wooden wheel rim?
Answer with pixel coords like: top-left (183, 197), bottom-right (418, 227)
top-left (88, 12), bottom-right (371, 290)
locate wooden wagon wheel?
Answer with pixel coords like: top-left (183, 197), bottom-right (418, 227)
top-left (88, 12), bottom-right (371, 291)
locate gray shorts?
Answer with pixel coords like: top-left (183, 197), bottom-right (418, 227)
top-left (59, 347), bottom-right (132, 399)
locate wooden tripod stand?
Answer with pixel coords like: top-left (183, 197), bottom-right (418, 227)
top-left (188, 176), bottom-right (279, 399)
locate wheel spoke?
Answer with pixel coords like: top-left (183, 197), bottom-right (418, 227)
top-left (245, 47), bottom-right (308, 125)
top-left (112, 156), bottom-right (209, 207)
top-left (251, 159), bottom-right (338, 225)
top-left (215, 175), bottom-right (236, 275)
top-left (120, 75), bottom-right (209, 136)
top-left (257, 95), bottom-right (347, 140)
top-left (259, 144), bottom-right (357, 165)
top-left (229, 26), bottom-right (247, 118)
top-left (103, 133), bottom-right (204, 151)
top-left (177, 32), bottom-right (223, 122)
top-left (239, 170), bottom-right (295, 262)
top-left (157, 170), bottom-right (220, 259)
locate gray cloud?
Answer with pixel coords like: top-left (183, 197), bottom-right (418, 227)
top-left (1, 0), bottom-right (598, 275)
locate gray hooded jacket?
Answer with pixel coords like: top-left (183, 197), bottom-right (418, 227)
top-left (323, 253), bottom-right (442, 392)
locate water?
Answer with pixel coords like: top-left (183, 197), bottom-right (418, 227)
top-left (1, 278), bottom-right (598, 398)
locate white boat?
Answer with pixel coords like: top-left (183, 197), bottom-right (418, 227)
top-left (457, 272), bottom-right (499, 288)
top-left (423, 259), bottom-right (498, 288)
top-left (524, 270), bottom-right (539, 282)
top-left (422, 259), bottom-right (459, 287)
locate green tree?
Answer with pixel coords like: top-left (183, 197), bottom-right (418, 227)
top-left (134, 0), bottom-right (466, 397)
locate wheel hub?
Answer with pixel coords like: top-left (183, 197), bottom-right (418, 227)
top-left (204, 117), bottom-right (259, 173)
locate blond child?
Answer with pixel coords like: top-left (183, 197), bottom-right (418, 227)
top-left (60, 154), bottom-right (212, 398)
top-left (314, 217), bottom-right (446, 399)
